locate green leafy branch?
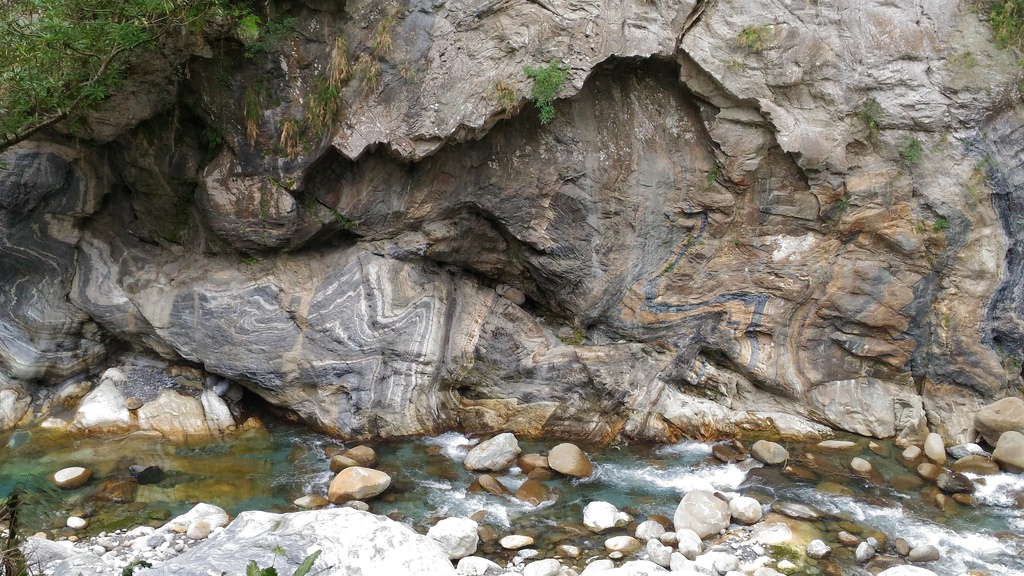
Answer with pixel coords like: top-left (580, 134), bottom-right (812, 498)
top-left (0, 0), bottom-right (235, 153)
top-left (524, 60), bottom-right (569, 124)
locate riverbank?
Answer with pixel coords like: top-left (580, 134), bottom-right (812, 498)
top-left (6, 425), bottom-right (1023, 576)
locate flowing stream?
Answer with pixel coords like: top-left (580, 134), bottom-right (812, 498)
top-left (2, 424), bottom-right (1023, 575)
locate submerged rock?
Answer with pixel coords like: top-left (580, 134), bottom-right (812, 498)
top-left (129, 464), bottom-right (164, 485)
top-left (293, 495), bottom-right (329, 509)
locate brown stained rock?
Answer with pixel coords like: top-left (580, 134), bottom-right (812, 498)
top-left (92, 477), bottom-right (137, 503)
top-left (916, 463), bottom-right (943, 481)
top-left (993, 431), bottom-right (1024, 473)
top-left (517, 454), bottom-right (548, 473)
top-left (342, 445), bottom-right (378, 468)
top-left (330, 455), bottom-right (360, 473)
top-left (477, 474), bottom-right (514, 498)
top-left (547, 443), bottom-right (593, 478)
top-left (975, 397), bottom-right (1024, 446)
top-left (712, 443), bottom-right (747, 463)
top-left (514, 479), bottom-right (549, 506)
top-left (527, 468), bottom-right (553, 481)
top-left (327, 467), bottom-right (391, 503)
top-left (751, 440), bottom-right (789, 465)
top-left (951, 455), bottom-right (1000, 475)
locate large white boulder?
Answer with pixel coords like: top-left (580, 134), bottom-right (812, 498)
top-left (148, 508), bottom-right (455, 575)
top-left (69, 377), bottom-right (131, 433)
top-left (673, 490), bottom-right (731, 539)
top-left (427, 517), bottom-right (479, 560)
top-left (584, 501), bottom-right (630, 532)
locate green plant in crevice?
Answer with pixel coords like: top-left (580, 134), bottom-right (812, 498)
top-left (898, 136), bottom-right (924, 166)
top-left (704, 164), bottom-right (722, 188)
top-left (989, 0), bottom-right (1024, 50)
top-left (243, 83), bottom-right (264, 145)
top-left (933, 217), bottom-right (950, 232)
top-left (857, 97), bottom-right (884, 138)
top-left (524, 60), bottom-right (569, 124)
top-left (949, 50), bottom-right (979, 69)
top-left (371, 15), bottom-right (396, 58)
top-left (489, 78), bottom-right (519, 113)
top-left (239, 15), bottom-right (299, 58)
top-left (736, 24), bottom-right (774, 52)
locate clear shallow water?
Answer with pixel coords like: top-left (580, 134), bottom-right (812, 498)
top-left (2, 425), bottom-right (1023, 575)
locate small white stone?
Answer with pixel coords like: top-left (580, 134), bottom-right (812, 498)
top-left (66, 516), bottom-right (88, 530)
top-left (806, 539), bottom-right (831, 559)
top-left (500, 535), bottom-right (535, 550)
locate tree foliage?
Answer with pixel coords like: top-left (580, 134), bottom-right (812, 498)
top-left (0, 0), bottom-right (231, 152)
top-left (524, 60), bottom-right (568, 125)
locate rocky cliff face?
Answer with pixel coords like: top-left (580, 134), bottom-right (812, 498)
top-left (2, 0), bottom-right (1023, 444)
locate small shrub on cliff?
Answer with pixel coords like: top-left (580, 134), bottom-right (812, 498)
top-left (524, 60), bottom-right (569, 124)
top-left (933, 217), bottom-right (950, 232)
top-left (898, 137), bottom-right (924, 166)
top-left (857, 97), bottom-right (884, 138)
top-left (736, 25), bottom-right (774, 52)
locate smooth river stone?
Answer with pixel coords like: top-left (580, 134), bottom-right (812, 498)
top-left (751, 440), bottom-right (789, 465)
top-left (712, 442), bottom-right (747, 462)
top-left (951, 455), bottom-right (1000, 475)
top-left (500, 535), bottom-right (534, 550)
top-left (923, 433), bottom-right (946, 465)
top-left (342, 445), bottom-right (378, 467)
top-left (936, 471), bottom-right (975, 494)
top-left (517, 454), bottom-right (548, 473)
top-left (993, 430), bottom-right (1024, 473)
top-left (328, 467), bottom-right (391, 503)
top-left (771, 501), bottom-right (823, 520)
top-left (817, 440), bottom-right (860, 452)
top-left (514, 479), bottom-right (549, 506)
top-left (728, 496), bottom-right (763, 525)
top-left (52, 467), bottom-right (92, 489)
top-left (294, 495), bottom-right (329, 509)
top-left (547, 443), bottom-right (593, 478)
top-left (916, 463), bottom-right (942, 481)
top-left (478, 474), bottom-right (514, 498)
top-left (974, 397), bottom-right (1024, 446)
top-left (850, 457), bottom-right (872, 474)
top-left (604, 535), bottom-right (642, 553)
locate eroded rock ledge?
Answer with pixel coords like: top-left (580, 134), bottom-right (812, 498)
top-left (3, 0), bottom-right (1024, 444)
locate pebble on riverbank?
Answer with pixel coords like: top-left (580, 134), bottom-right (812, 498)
top-left (52, 467), bottom-right (92, 489)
